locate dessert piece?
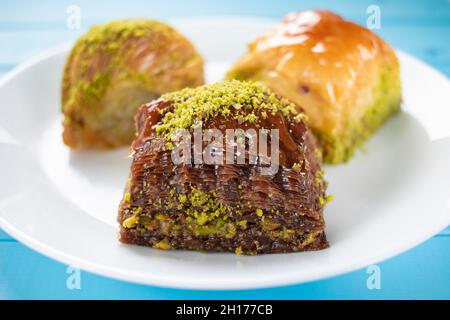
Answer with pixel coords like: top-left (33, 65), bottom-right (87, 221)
top-left (62, 19), bottom-right (204, 148)
top-left (227, 10), bottom-right (402, 164)
top-left (118, 80), bottom-right (330, 254)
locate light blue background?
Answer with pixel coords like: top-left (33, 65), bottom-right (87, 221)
top-left (0, 0), bottom-right (449, 299)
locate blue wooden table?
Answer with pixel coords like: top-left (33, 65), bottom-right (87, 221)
top-left (1, 0), bottom-right (449, 299)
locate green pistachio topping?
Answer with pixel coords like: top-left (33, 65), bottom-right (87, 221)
top-left (183, 186), bottom-right (230, 226)
top-left (122, 215), bottom-right (139, 228)
top-left (156, 80), bottom-right (303, 141)
top-left (318, 194), bottom-right (333, 206)
top-left (292, 162), bottom-right (302, 172)
top-left (154, 240), bottom-right (171, 250)
top-left (256, 208), bottom-right (263, 217)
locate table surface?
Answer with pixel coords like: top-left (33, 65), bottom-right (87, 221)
top-left (0, 0), bottom-right (449, 299)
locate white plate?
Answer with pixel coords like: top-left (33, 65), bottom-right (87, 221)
top-left (1, 17), bottom-right (450, 290)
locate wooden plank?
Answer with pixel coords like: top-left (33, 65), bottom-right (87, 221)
top-left (1, 0), bottom-right (449, 26)
top-left (376, 26), bottom-right (450, 69)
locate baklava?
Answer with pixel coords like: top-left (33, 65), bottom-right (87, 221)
top-left (62, 19), bottom-right (204, 148)
top-left (227, 10), bottom-right (402, 163)
top-left (118, 80), bottom-right (330, 254)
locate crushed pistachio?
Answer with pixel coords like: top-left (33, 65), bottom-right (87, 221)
top-left (244, 113), bottom-right (257, 123)
top-left (292, 162), bottom-right (302, 172)
top-left (319, 197), bottom-right (325, 206)
top-left (235, 246), bottom-right (243, 255)
top-left (166, 142), bottom-right (174, 150)
top-left (314, 169), bottom-right (324, 185)
top-left (123, 192), bottom-right (131, 202)
top-left (237, 220), bottom-right (248, 229)
top-left (196, 212), bottom-right (209, 226)
top-left (132, 206), bottom-right (143, 215)
top-left (302, 232), bottom-right (318, 246)
top-left (256, 208), bottom-right (263, 217)
top-left (294, 113), bottom-right (308, 123)
top-left (178, 194), bottom-right (187, 203)
top-left (318, 194), bottom-right (333, 206)
top-left (262, 219), bottom-right (280, 231)
top-left (154, 240), bottom-right (171, 250)
top-left (122, 215), bottom-right (139, 228)
top-left (157, 80), bottom-right (305, 141)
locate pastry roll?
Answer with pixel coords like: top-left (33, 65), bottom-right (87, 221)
top-left (227, 10), bottom-right (402, 163)
top-left (118, 80), bottom-right (330, 254)
top-left (62, 19), bottom-right (204, 148)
